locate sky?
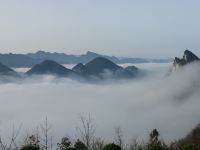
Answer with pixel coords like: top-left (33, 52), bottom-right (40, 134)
top-left (0, 0), bottom-right (200, 58)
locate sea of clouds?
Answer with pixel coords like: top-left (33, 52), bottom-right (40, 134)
top-left (0, 62), bottom-right (200, 146)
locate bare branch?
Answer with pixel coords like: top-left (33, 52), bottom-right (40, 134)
top-left (76, 114), bottom-right (96, 150)
top-left (40, 117), bottom-right (53, 150)
top-left (114, 126), bottom-right (124, 150)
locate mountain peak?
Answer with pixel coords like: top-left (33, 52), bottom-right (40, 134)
top-left (85, 51), bottom-right (100, 57)
top-left (72, 63), bottom-right (89, 76)
top-left (86, 51), bottom-right (97, 54)
top-left (35, 50), bottom-right (47, 54)
top-left (41, 59), bottom-right (59, 65)
top-left (174, 50), bottom-right (199, 67)
top-left (183, 50), bottom-right (199, 62)
top-left (85, 57), bottom-right (122, 75)
top-left (26, 60), bottom-right (73, 76)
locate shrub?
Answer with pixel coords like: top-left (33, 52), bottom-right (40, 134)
top-left (183, 144), bottom-right (199, 150)
top-left (74, 139), bottom-right (87, 150)
top-left (20, 145), bottom-right (40, 150)
top-left (103, 143), bottom-right (121, 150)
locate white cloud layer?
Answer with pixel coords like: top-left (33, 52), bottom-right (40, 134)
top-left (0, 62), bottom-right (200, 145)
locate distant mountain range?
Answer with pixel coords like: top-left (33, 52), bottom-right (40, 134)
top-left (0, 50), bottom-right (197, 82)
top-left (0, 52), bottom-right (141, 81)
top-left (26, 57), bottom-right (139, 80)
top-left (0, 51), bottom-right (172, 68)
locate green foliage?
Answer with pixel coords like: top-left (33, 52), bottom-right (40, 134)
top-left (21, 135), bottom-right (40, 150)
top-left (57, 137), bottom-right (72, 150)
top-left (103, 143), bottom-right (121, 150)
top-left (27, 135), bottom-right (40, 148)
top-left (20, 145), bottom-right (40, 150)
top-left (57, 138), bottom-right (87, 150)
top-left (148, 144), bottom-right (163, 150)
top-left (6, 121), bottom-right (200, 150)
top-left (66, 148), bottom-right (77, 150)
top-left (147, 129), bottom-right (166, 150)
top-left (183, 144), bottom-right (200, 150)
top-left (176, 124), bottom-right (200, 149)
top-left (74, 139), bottom-right (87, 150)
top-left (149, 129), bottom-right (160, 145)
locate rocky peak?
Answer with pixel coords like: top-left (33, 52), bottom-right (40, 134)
top-left (26, 60), bottom-right (73, 76)
top-left (72, 63), bottom-right (89, 75)
top-left (85, 57), bottom-right (122, 75)
top-left (174, 50), bottom-right (199, 67)
top-left (183, 50), bottom-right (199, 62)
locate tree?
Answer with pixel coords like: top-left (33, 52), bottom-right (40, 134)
top-left (40, 117), bottom-right (53, 150)
top-left (147, 129), bottom-right (166, 150)
top-left (129, 139), bottom-right (141, 150)
top-left (8, 124), bottom-right (22, 150)
top-left (76, 114), bottom-right (96, 150)
top-left (114, 127), bottom-right (124, 150)
top-left (174, 124), bottom-right (200, 149)
top-left (150, 129), bottom-right (159, 144)
top-left (57, 137), bottom-right (72, 150)
top-left (74, 139), bottom-right (87, 150)
top-left (24, 134), bottom-right (40, 149)
top-left (0, 137), bottom-right (6, 150)
top-left (183, 143), bottom-right (199, 150)
top-left (103, 143), bottom-right (121, 150)
top-left (91, 137), bottom-right (104, 150)
top-left (20, 145), bottom-right (40, 150)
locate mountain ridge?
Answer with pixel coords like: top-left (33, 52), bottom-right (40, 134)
top-left (0, 62), bottom-right (17, 75)
top-left (0, 51), bottom-right (171, 68)
top-left (0, 49), bottom-right (199, 82)
top-left (26, 60), bottom-right (74, 76)
top-left (26, 57), bottom-right (139, 80)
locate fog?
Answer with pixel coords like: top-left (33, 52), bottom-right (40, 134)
top-left (1, 62), bottom-right (200, 145)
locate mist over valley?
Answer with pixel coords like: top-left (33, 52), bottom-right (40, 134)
top-left (0, 50), bottom-right (199, 149)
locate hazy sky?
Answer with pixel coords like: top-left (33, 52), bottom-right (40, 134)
top-left (0, 0), bottom-right (200, 58)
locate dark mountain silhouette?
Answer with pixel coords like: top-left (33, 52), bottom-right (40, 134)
top-left (27, 51), bottom-right (123, 64)
top-left (183, 50), bottom-right (199, 62)
top-left (27, 51), bottom-right (74, 64)
top-left (78, 51), bottom-right (101, 63)
top-left (174, 50), bottom-right (199, 67)
top-left (74, 57), bottom-right (139, 79)
top-left (26, 60), bottom-right (74, 76)
top-left (114, 66), bottom-right (139, 78)
top-left (72, 63), bottom-right (89, 76)
top-left (124, 66), bottom-right (139, 77)
top-left (25, 57), bottom-right (139, 80)
top-left (0, 53), bottom-right (39, 67)
top-left (28, 50), bottom-right (171, 64)
top-left (124, 66), bottom-right (138, 73)
top-left (0, 62), bottom-right (17, 75)
top-left (0, 51), bottom-right (171, 68)
top-left (84, 57), bottom-right (123, 75)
